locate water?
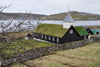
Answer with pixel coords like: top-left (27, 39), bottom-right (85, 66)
top-left (0, 20), bottom-right (100, 32)
top-left (42, 20), bottom-right (100, 26)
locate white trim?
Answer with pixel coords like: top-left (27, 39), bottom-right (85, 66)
top-left (88, 35), bottom-right (90, 39)
top-left (33, 38), bottom-right (54, 44)
top-left (53, 37), bottom-right (55, 41)
top-left (70, 30), bottom-right (73, 34)
top-left (42, 35), bottom-right (43, 38)
top-left (25, 37), bottom-right (29, 40)
top-left (57, 38), bottom-right (59, 42)
top-left (45, 35), bottom-right (47, 39)
top-left (84, 36), bottom-right (86, 39)
top-left (49, 36), bottom-right (51, 40)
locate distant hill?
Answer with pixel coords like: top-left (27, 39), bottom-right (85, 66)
top-left (1, 11), bottom-right (100, 20)
top-left (41, 11), bottom-right (100, 20)
top-left (0, 12), bottom-right (47, 20)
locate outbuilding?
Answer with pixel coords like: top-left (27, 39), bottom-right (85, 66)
top-left (86, 28), bottom-right (99, 35)
top-left (94, 29), bottom-right (100, 34)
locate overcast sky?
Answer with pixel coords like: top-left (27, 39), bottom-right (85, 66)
top-left (0, 0), bottom-right (100, 15)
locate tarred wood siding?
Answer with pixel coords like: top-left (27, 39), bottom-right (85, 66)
top-left (59, 26), bottom-right (85, 43)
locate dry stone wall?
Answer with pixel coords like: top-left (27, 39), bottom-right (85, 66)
top-left (1, 39), bottom-right (93, 67)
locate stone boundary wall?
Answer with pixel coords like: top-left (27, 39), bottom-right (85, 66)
top-left (1, 39), bottom-right (93, 67)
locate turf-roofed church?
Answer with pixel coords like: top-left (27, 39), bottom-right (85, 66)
top-left (33, 12), bottom-right (89, 44)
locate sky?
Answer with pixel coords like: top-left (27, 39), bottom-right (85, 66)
top-left (0, 0), bottom-right (100, 15)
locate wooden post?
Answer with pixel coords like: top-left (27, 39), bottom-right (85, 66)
top-left (0, 57), bottom-right (1, 67)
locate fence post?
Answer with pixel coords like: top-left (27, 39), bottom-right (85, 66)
top-left (0, 57), bottom-right (1, 67)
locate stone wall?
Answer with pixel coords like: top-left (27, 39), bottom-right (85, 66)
top-left (1, 39), bottom-right (93, 67)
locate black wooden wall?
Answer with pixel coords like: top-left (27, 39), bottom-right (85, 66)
top-left (59, 26), bottom-right (86, 43)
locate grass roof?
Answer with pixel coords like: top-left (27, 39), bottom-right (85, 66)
top-left (34, 24), bottom-right (68, 37)
top-left (34, 24), bottom-right (88, 37)
top-left (74, 26), bottom-right (88, 36)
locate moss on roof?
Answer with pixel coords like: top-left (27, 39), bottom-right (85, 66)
top-left (74, 26), bottom-right (88, 36)
top-left (34, 24), bottom-right (88, 37)
top-left (34, 24), bottom-right (68, 37)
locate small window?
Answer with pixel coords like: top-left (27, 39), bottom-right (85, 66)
top-left (70, 30), bottom-right (73, 34)
top-left (49, 36), bottom-right (51, 40)
top-left (57, 38), bottom-right (59, 42)
top-left (53, 37), bottom-right (55, 41)
top-left (84, 36), bottom-right (86, 39)
top-left (42, 35), bottom-right (43, 38)
top-left (45, 35), bottom-right (47, 39)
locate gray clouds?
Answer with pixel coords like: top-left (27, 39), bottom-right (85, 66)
top-left (0, 0), bottom-right (100, 15)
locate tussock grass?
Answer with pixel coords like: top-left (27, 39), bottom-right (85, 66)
top-left (11, 42), bottom-right (100, 67)
top-left (1, 39), bottom-right (53, 58)
top-left (10, 63), bottom-right (27, 67)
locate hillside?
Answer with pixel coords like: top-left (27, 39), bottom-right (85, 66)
top-left (0, 12), bottom-right (46, 20)
top-left (1, 11), bottom-right (100, 20)
top-left (10, 42), bottom-right (100, 67)
top-left (41, 11), bottom-right (100, 20)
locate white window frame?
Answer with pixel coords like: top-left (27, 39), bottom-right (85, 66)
top-left (42, 35), bottom-right (43, 38)
top-left (57, 38), bottom-right (59, 42)
top-left (84, 36), bottom-right (86, 39)
top-left (49, 36), bottom-right (51, 40)
top-left (70, 30), bottom-right (73, 34)
top-left (53, 37), bottom-right (55, 41)
top-left (88, 35), bottom-right (90, 39)
top-left (45, 35), bottom-right (47, 39)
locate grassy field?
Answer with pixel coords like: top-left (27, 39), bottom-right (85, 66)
top-left (42, 11), bottom-right (100, 20)
top-left (10, 41), bottom-right (100, 67)
top-left (1, 39), bottom-right (53, 58)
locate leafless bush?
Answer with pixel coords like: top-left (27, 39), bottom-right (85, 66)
top-left (0, 5), bottom-right (44, 67)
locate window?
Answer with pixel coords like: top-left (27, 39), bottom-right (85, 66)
top-left (53, 37), bottom-right (55, 41)
top-left (45, 35), bottom-right (47, 39)
top-left (70, 30), bottom-right (73, 34)
top-left (84, 36), bottom-right (86, 39)
top-left (88, 35), bottom-right (90, 39)
top-left (49, 36), bottom-right (51, 40)
top-left (42, 35), bottom-right (43, 38)
top-left (57, 38), bottom-right (59, 42)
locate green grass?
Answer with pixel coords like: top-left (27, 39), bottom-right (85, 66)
top-left (9, 63), bottom-right (27, 67)
top-left (1, 39), bottom-right (53, 58)
top-left (34, 24), bottom-right (89, 37)
top-left (41, 11), bottom-right (100, 20)
top-left (10, 42), bottom-right (100, 67)
top-left (74, 26), bottom-right (89, 36)
top-left (34, 24), bottom-right (68, 37)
